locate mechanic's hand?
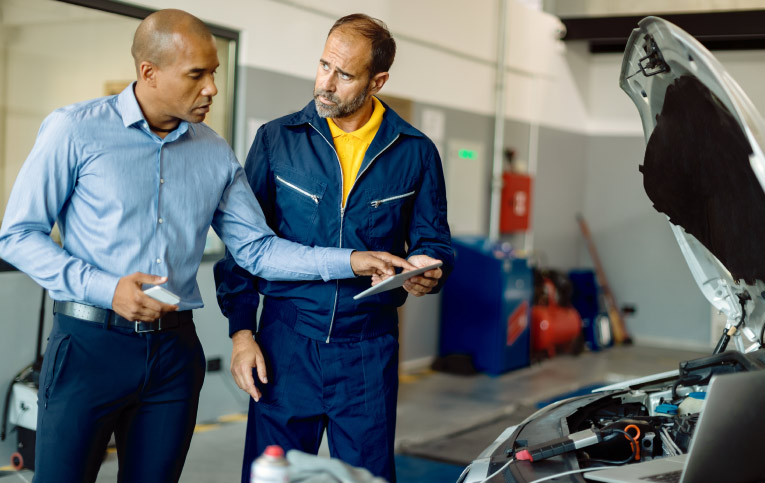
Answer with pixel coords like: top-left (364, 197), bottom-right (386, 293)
top-left (403, 254), bottom-right (443, 297)
top-left (231, 330), bottom-right (267, 402)
top-left (350, 251), bottom-right (416, 278)
top-left (112, 273), bottom-right (178, 321)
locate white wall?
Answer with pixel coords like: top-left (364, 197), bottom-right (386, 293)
top-left (586, 51), bottom-right (643, 135)
top-left (581, 49), bottom-right (765, 135)
top-left (1, 16), bottom-right (138, 213)
top-left (128, 0), bottom-right (580, 128)
top-left (0, 7), bottom-right (234, 213)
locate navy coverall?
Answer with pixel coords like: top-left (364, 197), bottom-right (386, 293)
top-left (215, 99), bottom-right (453, 482)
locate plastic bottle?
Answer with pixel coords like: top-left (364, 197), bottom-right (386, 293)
top-left (251, 445), bottom-right (289, 483)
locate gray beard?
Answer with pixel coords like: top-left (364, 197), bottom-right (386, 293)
top-left (313, 86), bottom-right (369, 119)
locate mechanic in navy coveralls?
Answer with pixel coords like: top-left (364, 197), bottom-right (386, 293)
top-left (0, 9), bottom-right (411, 483)
top-left (215, 13), bottom-right (454, 482)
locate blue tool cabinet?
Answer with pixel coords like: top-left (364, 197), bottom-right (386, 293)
top-left (440, 236), bottom-right (533, 375)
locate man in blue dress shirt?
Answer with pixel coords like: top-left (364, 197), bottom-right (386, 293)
top-left (0, 9), bottom-right (411, 483)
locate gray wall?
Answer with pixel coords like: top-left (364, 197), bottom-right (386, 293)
top-left (580, 136), bottom-right (711, 346)
top-left (532, 126), bottom-right (588, 269)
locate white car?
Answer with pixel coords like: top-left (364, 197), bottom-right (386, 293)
top-left (460, 16), bottom-right (765, 483)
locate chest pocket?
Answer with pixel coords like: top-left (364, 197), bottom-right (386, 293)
top-left (273, 166), bottom-right (327, 244)
top-left (367, 188), bottom-right (416, 245)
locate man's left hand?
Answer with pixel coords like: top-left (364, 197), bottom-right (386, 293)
top-left (403, 254), bottom-right (443, 297)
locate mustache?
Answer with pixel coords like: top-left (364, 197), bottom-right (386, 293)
top-left (314, 90), bottom-right (339, 103)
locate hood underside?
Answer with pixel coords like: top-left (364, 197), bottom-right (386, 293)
top-left (620, 17), bottom-right (765, 349)
top-left (643, 75), bottom-right (765, 285)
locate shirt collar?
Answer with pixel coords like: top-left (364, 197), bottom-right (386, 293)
top-left (117, 82), bottom-right (189, 139)
top-left (117, 82), bottom-right (144, 128)
top-left (327, 96), bottom-right (385, 140)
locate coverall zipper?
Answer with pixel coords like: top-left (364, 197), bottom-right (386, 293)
top-left (370, 190), bottom-right (416, 208)
top-left (275, 175), bottom-right (320, 204)
top-left (309, 122), bottom-right (400, 342)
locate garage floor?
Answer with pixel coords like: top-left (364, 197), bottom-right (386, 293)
top-left (0, 344), bottom-right (709, 482)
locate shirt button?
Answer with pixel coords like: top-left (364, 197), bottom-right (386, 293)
top-left (160, 178), bottom-right (165, 184)
top-left (158, 218), bottom-right (164, 224)
top-left (156, 258), bottom-right (161, 264)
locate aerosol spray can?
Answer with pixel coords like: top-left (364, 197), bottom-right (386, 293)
top-left (251, 445), bottom-right (289, 483)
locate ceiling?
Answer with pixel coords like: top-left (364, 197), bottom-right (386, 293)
top-left (543, 0), bottom-right (765, 18)
top-left (542, 0), bottom-right (765, 52)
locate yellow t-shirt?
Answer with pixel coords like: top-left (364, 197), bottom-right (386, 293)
top-left (327, 96), bottom-right (386, 206)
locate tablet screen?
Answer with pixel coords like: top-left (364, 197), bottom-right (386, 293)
top-left (353, 261), bottom-right (443, 300)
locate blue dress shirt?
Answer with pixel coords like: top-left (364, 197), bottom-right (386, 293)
top-left (0, 84), bottom-right (355, 311)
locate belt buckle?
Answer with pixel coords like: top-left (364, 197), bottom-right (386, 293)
top-left (134, 319), bottom-right (161, 333)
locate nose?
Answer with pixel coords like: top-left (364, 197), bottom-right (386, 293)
top-left (202, 75), bottom-right (218, 98)
top-left (318, 71), bottom-right (336, 93)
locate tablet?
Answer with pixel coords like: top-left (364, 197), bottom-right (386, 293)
top-left (353, 261), bottom-right (443, 300)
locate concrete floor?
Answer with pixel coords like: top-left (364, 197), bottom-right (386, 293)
top-left (0, 344), bottom-right (709, 482)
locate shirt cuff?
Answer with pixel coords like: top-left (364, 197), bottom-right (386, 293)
top-left (87, 270), bottom-right (121, 310)
top-left (317, 247), bottom-right (355, 281)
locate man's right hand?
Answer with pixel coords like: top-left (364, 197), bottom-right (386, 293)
top-left (350, 251), bottom-right (416, 278)
top-left (231, 330), bottom-right (267, 401)
top-left (112, 272), bottom-right (178, 321)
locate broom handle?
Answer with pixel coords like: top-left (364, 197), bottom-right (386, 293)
top-left (576, 215), bottom-right (629, 344)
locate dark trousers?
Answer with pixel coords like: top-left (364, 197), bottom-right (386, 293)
top-left (241, 319), bottom-right (400, 483)
top-left (33, 313), bottom-right (206, 483)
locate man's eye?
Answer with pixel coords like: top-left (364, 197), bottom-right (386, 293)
top-left (340, 73), bottom-right (350, 80)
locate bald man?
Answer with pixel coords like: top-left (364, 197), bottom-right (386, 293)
top-left (0, 9), bottom-right (412, 483)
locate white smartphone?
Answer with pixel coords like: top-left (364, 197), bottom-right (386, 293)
top-left (143, 285), bottom-right (181, 305)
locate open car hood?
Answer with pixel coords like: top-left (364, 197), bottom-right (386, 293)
top-left (620, 17), bottom-right (765, 351)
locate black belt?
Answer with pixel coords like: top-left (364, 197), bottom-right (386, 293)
top-left (53, 301), bottom-right (193, 333)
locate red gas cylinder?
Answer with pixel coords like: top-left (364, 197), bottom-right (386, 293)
top-left (500, 173), bottom-right (532, 233)
top-left (531, 278), bottom-right (583, 358)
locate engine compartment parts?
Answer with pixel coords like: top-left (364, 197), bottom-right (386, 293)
top-left (515, 429), bottom-right (603, 462)
top-left (511, 385), bottom-right (711, 473)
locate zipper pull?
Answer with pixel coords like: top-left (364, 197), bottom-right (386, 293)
top-left (311, 195), bottom-right (319, 204)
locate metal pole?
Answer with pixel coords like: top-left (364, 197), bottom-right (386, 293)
top-left (489, 0), bottom-right (508, 241)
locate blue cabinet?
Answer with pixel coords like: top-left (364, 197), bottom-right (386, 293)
top-left (440, 236), bottom-right (533, 375)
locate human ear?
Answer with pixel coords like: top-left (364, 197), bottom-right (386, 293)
top-left (369, 72), bottom-right (389, 95)
top-left (139, 61), bottom-right (157, 86)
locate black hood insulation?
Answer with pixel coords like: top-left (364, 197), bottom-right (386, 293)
top-left (642, 75), bottom-right (765, 285)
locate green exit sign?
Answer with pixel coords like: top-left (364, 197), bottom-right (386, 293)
top-left (458, 149), bottom-right (477, 160)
